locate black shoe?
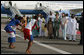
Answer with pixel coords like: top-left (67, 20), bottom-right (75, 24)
top-left (72, 40), bottom-right (76, 42)
top-left (56, 37), bottom-right (59, 39)
top-left (69, 40), bottom-right (72, 41)
top-left (54, 37), bottom-right (56, 39)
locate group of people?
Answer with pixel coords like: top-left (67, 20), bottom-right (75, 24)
top-left (36, 11), bottom-right (78, 41)
top-left (4, 11), bottom-right (83, 54)
top-left (46, 11), bottom-right (83, 45)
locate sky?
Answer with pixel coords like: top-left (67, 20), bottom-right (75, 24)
top-left (1, 1), bottom-right (83, 4)
top-left (50, 1), bottom-right (83, 4)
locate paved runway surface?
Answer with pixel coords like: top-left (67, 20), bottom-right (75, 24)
top-left (1, 18), bottom-right (83, 54)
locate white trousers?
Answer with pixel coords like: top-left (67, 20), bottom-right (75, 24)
top-left (8, 32), bottom-right (15, 38)
top-left (62, 25), bottom-right (67, 40)
top-left (41, 30), bottom-right (45, 37)
top-left (69, 34), bottom-right (76, 40)
top-left (39, 27), bottom-right (42, 36)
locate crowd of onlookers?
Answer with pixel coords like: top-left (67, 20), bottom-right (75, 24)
top-left (23, 11), bottom-right (83, 45)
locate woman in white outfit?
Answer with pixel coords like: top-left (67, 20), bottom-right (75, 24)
top-left (61, 13), bottom-right (68, 40)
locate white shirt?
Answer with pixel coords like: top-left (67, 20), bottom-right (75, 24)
top-left (38, 18), bottom-right (43, 27)
top-left (25, 19), bottom-right (36, 35)
top-left (61, 17), bottom-right (68, 25)
top-left (66, 16), bottom-right (69, 19)
top-left (47, 14), bottom-right (55, 22)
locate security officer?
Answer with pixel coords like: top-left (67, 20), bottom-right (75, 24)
top-left (77, 12), bottom-right (83, 45)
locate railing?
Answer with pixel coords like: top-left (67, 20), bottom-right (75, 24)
top-left (13, 4), bottom-right (22, 16)
top-left (10, 6), bottom-right (16, 18)
top-left (9, 3), bottom-right (22, 18)
top-left (35, 3), bottom-right (55, 15)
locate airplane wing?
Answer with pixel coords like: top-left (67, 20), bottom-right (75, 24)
top-left (69, 8), bottom-right (83, 14)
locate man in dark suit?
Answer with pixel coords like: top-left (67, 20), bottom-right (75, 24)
top-left (77, 12), bottom-right (83, 45)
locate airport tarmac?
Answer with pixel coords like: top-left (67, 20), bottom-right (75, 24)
top-left (1, 18), bottom-right (83, 54)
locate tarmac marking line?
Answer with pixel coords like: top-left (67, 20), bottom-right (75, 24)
top-left (1, 29), bottom-right (71, 54)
